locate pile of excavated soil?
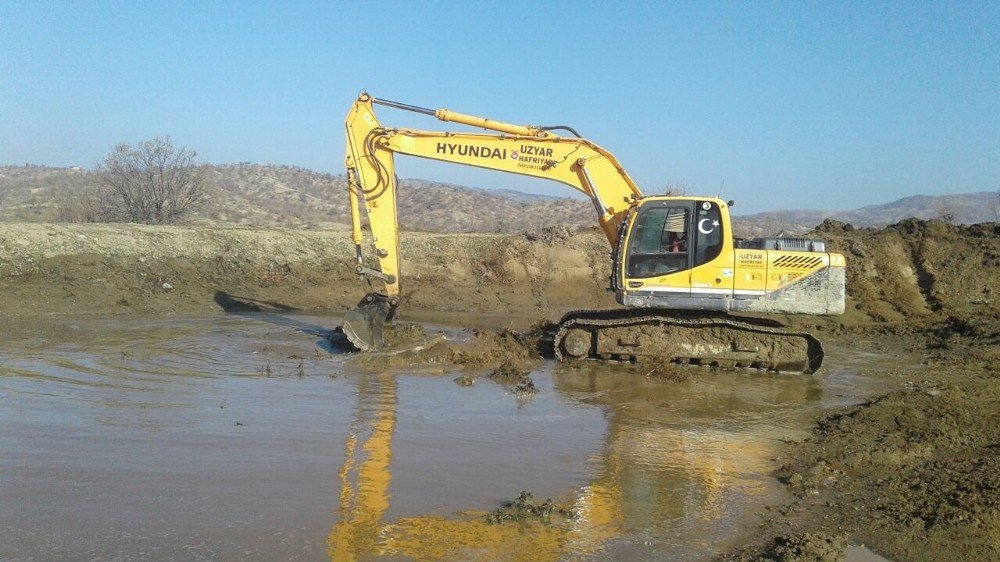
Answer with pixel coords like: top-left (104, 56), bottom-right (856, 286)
top-left (4, 220), bottom-right (993, 333)
top-left (787, 374), bottom-right (998, 552)
top-left (814, 219), bottom-right (1000, 325)
top-left (0, 223), bottom-right (358, 316)
top-left (758, 533), bottom-right (847, 562)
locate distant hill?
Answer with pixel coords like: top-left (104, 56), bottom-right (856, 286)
top-left (1, 164), bottom-right (995, 234)
top-left (0, 164), bottom-right (595, 232)
top-left (735, 192), bottom-right (999, 236)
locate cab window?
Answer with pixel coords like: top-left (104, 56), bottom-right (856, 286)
top-left (694, 201), bottom-right (723, 266)
top-left (627, 206), bottom-right (689, 278)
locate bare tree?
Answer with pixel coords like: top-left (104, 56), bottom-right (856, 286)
top-left (99, 137), bottom-right (208, 224)
top-left (661, 182), bottom-right (687, 196)
top-left (55, 184), bottom-right (103, 222)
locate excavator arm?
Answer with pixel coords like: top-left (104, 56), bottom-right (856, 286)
top-left (342, 93), bottom-right (644, 350)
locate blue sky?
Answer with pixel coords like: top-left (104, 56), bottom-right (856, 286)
top-left (2, 1), bottom-right (997, 213)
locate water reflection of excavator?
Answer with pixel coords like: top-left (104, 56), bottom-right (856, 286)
top-left (341, 94), bottom-right (845, 373)
top-left (326, 372), bottom-right (613, 561)
top-left (326, 366), bottom-right (812, 560)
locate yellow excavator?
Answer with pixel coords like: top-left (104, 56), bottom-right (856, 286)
top-left (342, 93), bottom-right (845, 373)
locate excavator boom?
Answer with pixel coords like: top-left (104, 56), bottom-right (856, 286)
top-left (343, 93), bottom-right (641, 350)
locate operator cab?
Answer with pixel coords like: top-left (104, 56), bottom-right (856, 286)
top-left (624, 199), bottom-right (724, 279)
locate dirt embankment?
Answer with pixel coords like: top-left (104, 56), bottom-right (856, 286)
top-left (816, 219), bottom-right (1000, 326)
top-left (4, 219), bottom-right (994, 329)
top-left (0, 223), bottom-right (613, 318)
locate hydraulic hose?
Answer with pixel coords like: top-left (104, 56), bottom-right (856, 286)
top-left (539, 125), bottom-right (583, 138)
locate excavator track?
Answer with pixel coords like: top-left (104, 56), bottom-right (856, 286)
top-left (553, 309), bottom-right (824, 374)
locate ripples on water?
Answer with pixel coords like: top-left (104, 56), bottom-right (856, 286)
top-left (0, 314), bottom-right (906, 560)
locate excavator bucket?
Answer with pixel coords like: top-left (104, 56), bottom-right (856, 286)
top-left (341, 293), bottom-right (396, 351)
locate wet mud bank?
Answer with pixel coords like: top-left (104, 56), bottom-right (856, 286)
top-left (725, 318), bottom-right (1000, 561)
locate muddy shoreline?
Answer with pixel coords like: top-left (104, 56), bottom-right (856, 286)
top-left (723, 320), bottom-right (999, 561)
top-left (2, 219), bottom-right (999, 560)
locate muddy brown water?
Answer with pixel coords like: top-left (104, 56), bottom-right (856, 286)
top-left (0, 314), bottom-right (917, 561)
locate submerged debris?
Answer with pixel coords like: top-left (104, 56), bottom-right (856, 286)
top-left (513, 377), bottom-right (537, 395)
top-left (642, 365), bottom-right (699, 382)
top-left (485, 491), bottom-right (574, 525)
top-left (258, 361), bottom-right (272, 377)
top-left (488, 360), bottom-right (538, 396)
top-left (488, 360), bottom-right (529, 383)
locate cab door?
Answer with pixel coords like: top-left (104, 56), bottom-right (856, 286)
top-left (622, 200), bottom-right (694, 295)
top-left (688, 200), bottom-right (734, 296)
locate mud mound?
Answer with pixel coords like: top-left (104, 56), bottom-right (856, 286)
top-left (774, 373), bottom-right (1000, 561)
top-left (484, 491), bottom-right (574, 525)
top-left (350, 328), bottom-right (538, 373)
top-left (0, 223), bottom-right (615, 318)
top-left (512, 377), bottom-right (537, 395)
top-left (815, 219), bottom-right (1000, 325)
top-left (9, 220), bottom-right (995, 333)
top-left (486, 360), bottom-right (538, 396)
top-left (382, 322), bottom-right (427, 348)
top-left (928, 315), bottom-right (1000, 370)
top-left (487, 360), bottom-right (530, 384)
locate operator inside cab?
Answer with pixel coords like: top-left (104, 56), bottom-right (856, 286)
top-left (629, 206), bottom-right (690, 277)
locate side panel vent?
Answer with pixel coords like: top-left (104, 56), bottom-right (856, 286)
top-left (742, 237), bottom-right (826, 253)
